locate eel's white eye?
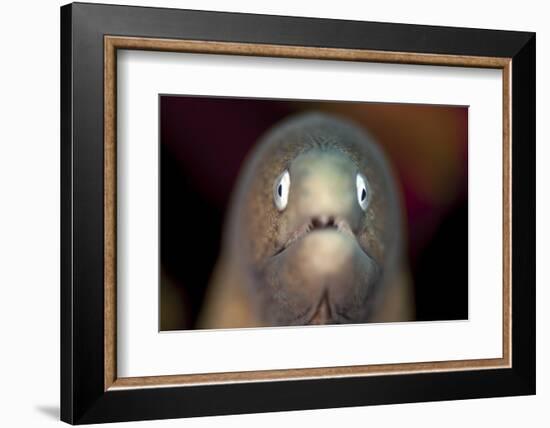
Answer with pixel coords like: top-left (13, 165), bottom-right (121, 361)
top-left (274, 170), bottom-right (290, 211)
top-left (356, 173), bottom-right (369, 211)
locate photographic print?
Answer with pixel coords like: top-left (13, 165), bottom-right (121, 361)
top-left (62, 5), bottom-right (535, 422)
top-left (159, 96), bottom-right (468, 330)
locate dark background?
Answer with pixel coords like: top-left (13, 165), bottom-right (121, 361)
top-left (160, 95), bottom-right (468, 330)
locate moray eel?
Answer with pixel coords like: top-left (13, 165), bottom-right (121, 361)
top-left (199, 112), bottom-right (414, 328)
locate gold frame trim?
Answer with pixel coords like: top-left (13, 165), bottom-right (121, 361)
top-left (104, 36), bottom-right (512, 391)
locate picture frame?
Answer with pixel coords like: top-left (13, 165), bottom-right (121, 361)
top-left (60, 2), bottom-right (535, 424)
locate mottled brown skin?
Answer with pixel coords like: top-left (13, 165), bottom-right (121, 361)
top-left (199, 113), bottom-right (414, 328)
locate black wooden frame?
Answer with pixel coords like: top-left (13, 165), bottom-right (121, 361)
top-left (61, 2), bottom-right (535, 424)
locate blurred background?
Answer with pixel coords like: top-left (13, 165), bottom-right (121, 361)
top-left (160, 95), bottom-right (468, 331)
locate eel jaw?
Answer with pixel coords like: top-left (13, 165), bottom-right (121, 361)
top-left (274, 215), bottom-right (354, 257)
top-left (307, 290), bottom-right (332, 324)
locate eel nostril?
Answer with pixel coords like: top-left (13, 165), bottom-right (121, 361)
top-left (311, 217), bottom-right (323, 228)
top-left (311, 216), bottom-right (337, 229)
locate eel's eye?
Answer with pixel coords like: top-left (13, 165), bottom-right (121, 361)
top-left (274, 170), bottom-right (290, 211)
top-left (356, 173), bottom-right (369, 211)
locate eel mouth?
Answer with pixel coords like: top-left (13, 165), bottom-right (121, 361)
top-left (273, 215), bottom-right (355, 257)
